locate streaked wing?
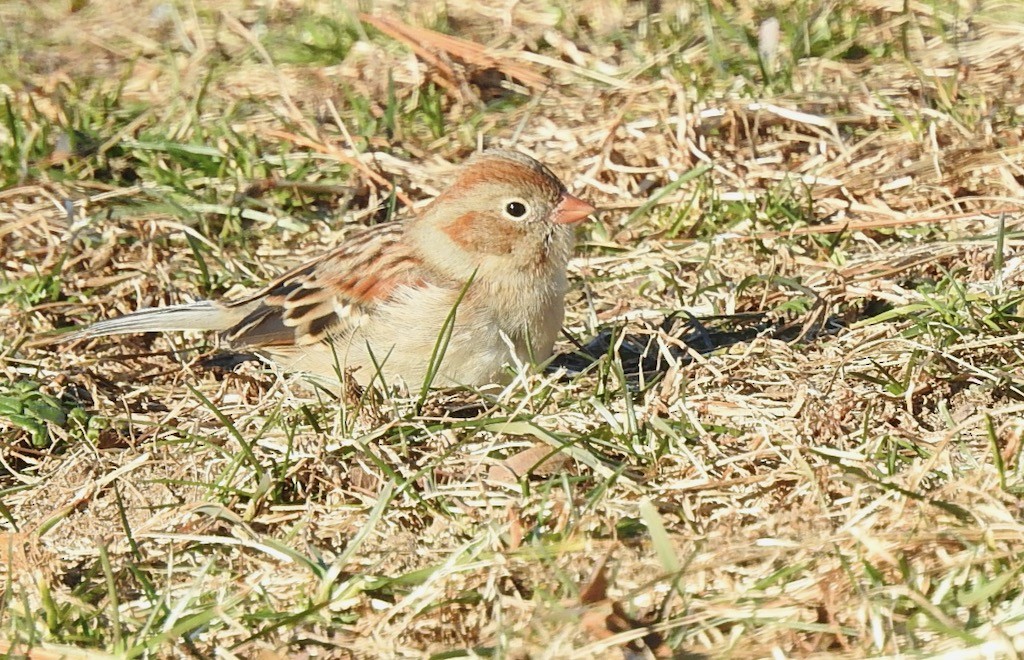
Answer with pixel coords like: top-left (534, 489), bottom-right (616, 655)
top-left (222, 222), bottom-right (420, 349)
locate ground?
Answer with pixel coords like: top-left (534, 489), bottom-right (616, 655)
top-left (3, 0), bottom-right (1024, 657)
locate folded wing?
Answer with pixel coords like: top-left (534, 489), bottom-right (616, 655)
top-left (221, 222), bottom-right (420, 349)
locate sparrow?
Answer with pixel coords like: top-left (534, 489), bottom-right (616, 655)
top-left (59, 150), bottom-right (595, 390)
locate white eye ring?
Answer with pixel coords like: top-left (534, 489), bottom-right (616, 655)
top-left (502, 198), bottom-right (530, 221)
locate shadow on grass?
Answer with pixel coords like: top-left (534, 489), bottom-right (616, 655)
top-left (551, 309), bottom-right (849, 388)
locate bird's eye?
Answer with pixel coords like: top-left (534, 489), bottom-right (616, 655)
top-left (503, 199), bottom-right (529, 220)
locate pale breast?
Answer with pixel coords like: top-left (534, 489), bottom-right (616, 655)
top-left (345, 283), bottom-right (513, 387)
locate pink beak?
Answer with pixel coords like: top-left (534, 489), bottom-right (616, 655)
top-left (552, 192), bottom-right (596, 225)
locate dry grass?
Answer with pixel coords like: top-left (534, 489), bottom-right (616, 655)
top-left (3, 0), bottom-right (1024, 657)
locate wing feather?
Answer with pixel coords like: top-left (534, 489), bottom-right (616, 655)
top-left (221, 222), bottom-right (420, 349)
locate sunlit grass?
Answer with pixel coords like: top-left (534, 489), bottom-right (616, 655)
top-left (2, 0), bottom-right (1024, 656)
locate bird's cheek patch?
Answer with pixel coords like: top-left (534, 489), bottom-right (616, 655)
top-left (444, 212), bottom-right (518, 255)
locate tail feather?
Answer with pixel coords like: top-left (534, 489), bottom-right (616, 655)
top-left (63, 300), bottom-right (247, 342)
